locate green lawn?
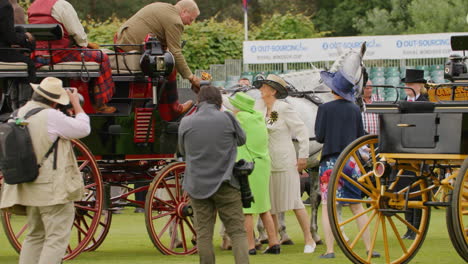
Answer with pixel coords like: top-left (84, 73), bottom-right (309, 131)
top-left (0, 207), bottom-right (465, 264)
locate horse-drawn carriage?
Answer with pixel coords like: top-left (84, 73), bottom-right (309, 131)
top-left (326, 36), bottom-right (468, 263)
top-left (0, 24), bottom-right (197, 260)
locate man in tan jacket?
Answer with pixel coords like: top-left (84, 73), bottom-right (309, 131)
top-left (0, 77), bottom-right (90, 264)
top-left (116, 0), bottom-right (201, 121)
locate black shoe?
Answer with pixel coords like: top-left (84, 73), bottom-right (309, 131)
top-left (249, 248), bottom-right (257, 255)
top-left (263, 244), bottom-right (280, 254)
top-left (402, 230), bottom-right (416, 240)
top-left (280, 239), bottom-right (294, 245)
top-left (367, 251), bottom-right (381, 258)
top-left (319, 252), bottom-right (335, 259)
top-left (134, 208), bottom-right (144, 213)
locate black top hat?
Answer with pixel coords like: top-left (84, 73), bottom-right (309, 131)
top-left (401, 69), bottom-right (427, 83)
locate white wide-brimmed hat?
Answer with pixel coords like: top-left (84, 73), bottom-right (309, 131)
top-left (30, 77), bottom-right (69, 105)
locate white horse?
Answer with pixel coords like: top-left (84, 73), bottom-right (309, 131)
top-left (223, 42), bottom-right (367, 244)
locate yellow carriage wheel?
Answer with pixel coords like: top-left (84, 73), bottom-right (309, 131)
top-left (327, 135), bottom-right (431, 264)
top-left (448, 158), bottom-right (468, 261)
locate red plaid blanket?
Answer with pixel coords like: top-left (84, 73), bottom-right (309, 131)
top-left (158, 69), bottom-right (183, 121)
top-left (35, 48), bottom-right (115, 106)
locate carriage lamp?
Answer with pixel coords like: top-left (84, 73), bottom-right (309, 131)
top-left (373, 161), bottom-right (387, 178)
top-left (140, 37), bottom-right (175, 78)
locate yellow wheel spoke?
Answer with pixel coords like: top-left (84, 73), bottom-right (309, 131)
top-left (350, 210), bottom-right (377, 249)
top-left (339, 206), bottom-right (375, 227)
top-left (352, 153), bottom-right (367, 176)
top-left (367, 212), bottom-right (381, 263)
top-left (387, 216), bottom-right (408, 254)
top-left (395, 214), bottom-right (420, 234)
top-left (381, 216), bottom-right (390, 264)
top-left (369, 144), bottom-right (377, 164)
top-left (397, 179), bottom-right (424, 195)
top-left (340, 172), bottom-right (373, 197)
top-left (336, 198), bottom-right (373, 204)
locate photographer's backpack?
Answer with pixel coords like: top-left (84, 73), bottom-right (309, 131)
top-left (0, 108), bottom-right (58, 184)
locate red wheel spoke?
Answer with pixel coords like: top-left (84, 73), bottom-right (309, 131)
top-left (183, 218), bottom-right (197, 235)
top-left (78, 160), bottom-right (90, 170)
top-left (158, 215), bottom-right (177, 238)
top-left (75, 204), bottom-right (98, 212)
top-left (73, 220), bottom-right (90, 237)
top-left (174, 170), bottom-right (181, 201)
top-left (161, 178), bottom-right (177, 203)
top-left (84, 182), bottom-right (97, 189)
top-left (15, 224), bottom-right (28, 239)
top-left (170, 218), bottom-right (180, 249)
top-left (179, 218), bottom-right (188, 251)
top-left (152, 211), bottom-right (175, 221)
top-left (67, 245), bottom-right (72, 253)
top-left (152, 196), bottom-right (176, 209)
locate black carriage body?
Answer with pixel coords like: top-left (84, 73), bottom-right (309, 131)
top-left (80, 81), bottom-right (180, 159)
top-left (368, 102), bottom-right (468, 154)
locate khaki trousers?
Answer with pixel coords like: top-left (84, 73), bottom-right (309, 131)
top-left (190, 183), bottom-right (249, 264)
top-left (19, 202), bottom-right (75, 264)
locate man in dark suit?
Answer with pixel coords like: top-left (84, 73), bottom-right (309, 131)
top-left (0, 0), bottom-right (35, 80)
top-left (402, 69), bottom-right (429, 101)
top-left (400, 68), bottom-right (428, 239)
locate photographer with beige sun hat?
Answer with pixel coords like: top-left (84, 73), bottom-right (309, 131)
top-left (0, 77), bottom-right (90, 264)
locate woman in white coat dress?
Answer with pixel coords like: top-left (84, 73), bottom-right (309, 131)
top-left (253, 74), bottom-right (316, 254)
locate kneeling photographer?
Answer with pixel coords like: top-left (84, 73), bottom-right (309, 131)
top-left (0, 77), bottom-right (90, 264)
top-left (178, 85), bottom-right (249, 264)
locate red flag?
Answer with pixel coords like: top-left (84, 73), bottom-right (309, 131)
top-left (242, 0), bottom-right (249, 11)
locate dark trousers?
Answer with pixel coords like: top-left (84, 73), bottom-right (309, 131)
top-left (190, 183), bottom-right (249, 264)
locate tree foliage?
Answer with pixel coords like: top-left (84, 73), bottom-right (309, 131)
top-left (312, 0), bottom-right (390, 36)
top-left (252, 13), bottom-right (325, 40)
top-left (355, 0), bottom-right (468, 35)
top-left (353, 0), bottom-right (412, 35)
top-left (406, 0), bottom-right (468, 34)
top-left (182, 18), bottom-right (244, 71)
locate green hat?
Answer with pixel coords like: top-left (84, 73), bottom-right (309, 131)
top-left (229, 92), bottom-right (255, 113)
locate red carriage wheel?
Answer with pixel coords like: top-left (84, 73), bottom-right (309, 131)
top-left (145, 162), bottom-right (197, 255)
top-left (1, 139), bottom-right (103, 260)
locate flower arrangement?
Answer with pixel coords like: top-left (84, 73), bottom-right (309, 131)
top-left (267, 111), bottom-right (279, 125)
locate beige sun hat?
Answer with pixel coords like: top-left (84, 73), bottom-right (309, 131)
top-left (30, 77), bottom-right (69, 105)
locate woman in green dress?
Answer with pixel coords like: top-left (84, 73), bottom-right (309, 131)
top-left (227, 92), bottom-right (280, 255)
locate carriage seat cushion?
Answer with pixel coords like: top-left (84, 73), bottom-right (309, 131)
top-left (38, 62), bottom-right (100, 71)
top-left (102, 49), bottom-right (141, 72)
top-left (0, 62), bottom-right (28, 70)
top-left (398, 101), bottom-right (435, 113)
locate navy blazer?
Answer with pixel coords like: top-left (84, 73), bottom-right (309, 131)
top-left (315, 99), bottom-right (365, 160)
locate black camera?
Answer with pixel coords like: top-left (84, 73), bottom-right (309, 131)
top-left (140, 37), bottom-right (175, 78)
top-left (233, 159), bottom-right (255, 208)
top-left (59, 88), bottom-right (84, 115)
top-left (445, 35), bottom-right (468, 82)
top-left (444, 54), bottom-right (468, 81)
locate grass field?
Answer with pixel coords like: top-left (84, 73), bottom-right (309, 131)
top-left (0, 207), bottom-right (465, 264)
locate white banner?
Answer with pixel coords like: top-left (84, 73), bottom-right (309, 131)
top-left (243, 32), bottom-right (468, 64)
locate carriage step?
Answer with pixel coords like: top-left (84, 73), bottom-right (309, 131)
top-left (423, 201), bottom-right (451, 207)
